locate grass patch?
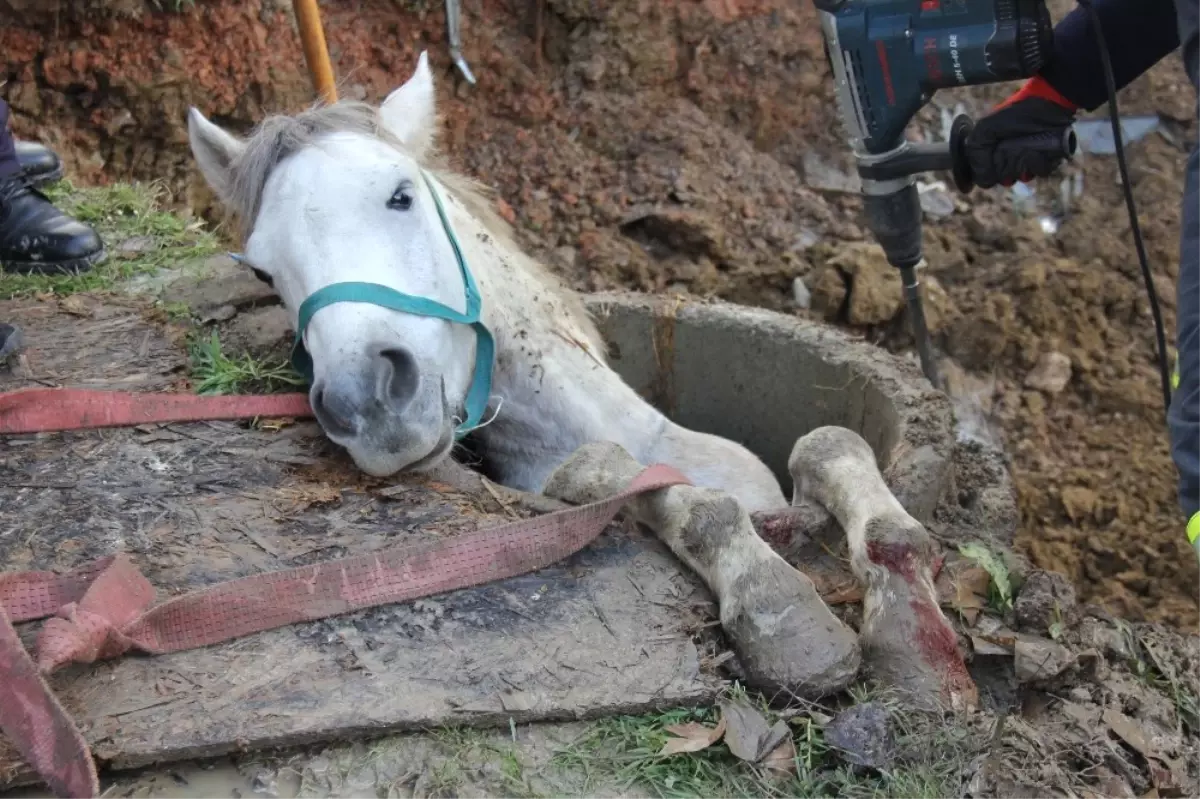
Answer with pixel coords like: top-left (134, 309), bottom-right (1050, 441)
top-left (188, 330), bottom-right (304, 395)
top-left (0, 179), bottom-right (222, 298)
top-left (550, 686), bottom-right (979, 799)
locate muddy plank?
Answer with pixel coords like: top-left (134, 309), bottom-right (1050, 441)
top-left (0, 298), bottom-right (722, 789)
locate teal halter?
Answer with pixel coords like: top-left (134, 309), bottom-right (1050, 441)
top-left (287, 170), bottom-right (495, 439)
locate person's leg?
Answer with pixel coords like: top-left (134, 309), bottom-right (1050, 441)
top-left (0, 96), bottom-right (104, 274)
top-left (1173, 0), bottom-right (1200, 553)
top-left (0, 99), bottom-right (18, 181)
top-left (15, 140), bottom-right (64, 187)
top-left (0, 94), bottom-right (65, 186)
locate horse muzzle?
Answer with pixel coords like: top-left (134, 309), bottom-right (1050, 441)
top-left (309, 343), bottom-right (453, 475)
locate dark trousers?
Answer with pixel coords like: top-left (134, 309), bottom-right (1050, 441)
top-left (1172, 0), bottom-right (1199, 526)
top-left (0, 98), bottom-right (18, 179)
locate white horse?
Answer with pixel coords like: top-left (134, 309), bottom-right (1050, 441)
top-left (186, 52), bottom-right (972, 708)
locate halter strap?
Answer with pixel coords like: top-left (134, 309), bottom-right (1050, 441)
top-left (289, 170), bottom-right (495, 439)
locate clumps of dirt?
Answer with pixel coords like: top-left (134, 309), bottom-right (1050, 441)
top-left (2, 0), bottom-right (1196, 627)
top-left (930, 546), bottom-right (1200, 799)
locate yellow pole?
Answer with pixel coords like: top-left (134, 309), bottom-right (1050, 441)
top-left (292, 0), bottom-right (338, 104)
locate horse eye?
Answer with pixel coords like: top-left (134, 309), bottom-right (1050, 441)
top-left (250, 267), bottom-right (274, 287)
top-left (388, 186), bottom-right (414, 211)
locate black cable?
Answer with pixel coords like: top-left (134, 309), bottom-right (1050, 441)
top-left (1076, 0), bottom-right (1174, 414)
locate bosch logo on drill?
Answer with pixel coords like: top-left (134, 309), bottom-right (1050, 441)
top-left (948, 33), bottom-right (966, 84)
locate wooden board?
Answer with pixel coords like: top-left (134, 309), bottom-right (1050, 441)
top-left (0, 296), bottom-right (724, 789)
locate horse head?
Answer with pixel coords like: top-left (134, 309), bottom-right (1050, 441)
top-left (186, 52), bottom-right (491, 477)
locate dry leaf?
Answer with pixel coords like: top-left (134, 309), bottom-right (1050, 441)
top-left (762, 736), bottom-right (798, 775)
top-left (720, 699), bottom-right (791, 763)
top-left (658, 716), bottom-right (727, 756)
top-left (59, 295), bottom-right (93, 318)
top-left (950, 565), bottom-right (991, 624)
top-left (1104, 708), bottom-right (1188, 795)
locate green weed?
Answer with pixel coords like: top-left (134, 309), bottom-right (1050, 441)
top-left (0, 180), bottom-right (221, 297)
top-left (188, 330), bottom-right (303, 395)
top-left (549, 684), bottom-right (977, 799)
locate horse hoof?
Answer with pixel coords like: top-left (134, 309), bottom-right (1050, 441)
top-left (683, 494), bottom-right (862, 700)
top-left (859, 523), bottom-right (980, 713)
top-left (543, 440), bottom-right (641, 503)
top-left (789, 426), bottom-right (978, 711)
top-left (546, 442), bottom-right (861, 699)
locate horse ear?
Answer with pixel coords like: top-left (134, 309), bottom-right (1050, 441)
top-left (187, 107), bottom-right (246, 209)
top-left (379, 50), bottom-right (437, 158)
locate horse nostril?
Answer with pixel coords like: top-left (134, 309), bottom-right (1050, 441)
top-left (310, 380), bottom-right (363, 437)
top-left (378, 346), bottom-right (419, 408)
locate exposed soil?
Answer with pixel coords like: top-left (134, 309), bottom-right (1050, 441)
top-left (1, 0), bottom-right (1196, 632)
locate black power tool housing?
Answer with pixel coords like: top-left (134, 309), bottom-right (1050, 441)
top-left (813, 0), bottom-right (1074, 387)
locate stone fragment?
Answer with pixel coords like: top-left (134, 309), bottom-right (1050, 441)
top-left (1024, 351), bottom-right (1072, 394)
top-left (824, 702), bottom-right (894, 770)
top-left (1014, 569), bottom-right (1077, 633)
top-left (1014, 636), bottom-right (1076, 683)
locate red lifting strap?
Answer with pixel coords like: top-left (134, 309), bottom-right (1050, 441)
top-left (0, 387), bottom-right (314, 434)
top-left (0, 388), bottom-right (691, 798)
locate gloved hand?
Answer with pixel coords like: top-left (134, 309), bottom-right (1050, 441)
top-left (965, 75), bottom-right (1079, 189)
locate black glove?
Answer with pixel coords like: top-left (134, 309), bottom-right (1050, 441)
top-left (965, 77), bottom-right (1078, 189)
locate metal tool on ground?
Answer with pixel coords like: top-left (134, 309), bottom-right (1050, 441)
top-left (814, 0), bottom-right (1074, 389)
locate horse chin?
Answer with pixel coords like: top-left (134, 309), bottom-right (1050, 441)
top-left (345, 424), bottom-right (455, 478)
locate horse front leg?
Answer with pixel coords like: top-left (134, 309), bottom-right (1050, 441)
top-left (788, 426), bottom-right (978, 712)
top-left (543, 441), bottom-right (861, 700)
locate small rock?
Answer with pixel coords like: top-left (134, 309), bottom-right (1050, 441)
top-left (200, 304), bottom-right (238, 324)
top-left (801, 150), bottom-right (862, 194)
top-left (226, 306), bottom-right (293, 354)
top-left (792, 277), bottom-right (811, 309)
top-left (1014, 569), bottom-right (1077, 632)
top-left (823, 242), bottom-right (903, 326)
top-left (917, 180), bottom-right (955, 219)
top-left (1059, 486), bottom-right (1098, 523)
top-left (162, 254), bottom-right (277, 312)
top-left (1068, 686), bottom-right (1092, 703)
top-left (553, 246), bottom-right (577, 269)
top-left (0, 323), bottom-right (24, 361)
top-left (1024, 351), bottom-right (1072, 394)
top-left (1079, 619), bottom-right (1134, 662)
top-left (791, 228), bottom-right (820, 252)
top-left (1014, 636), bottom-right (1076, 683)
top-left (115, 235), bottom-right (156, 256)
top-left (823, 702), bottom-right (895, 770)
top-left (809, 265), bottom-right (848, 321)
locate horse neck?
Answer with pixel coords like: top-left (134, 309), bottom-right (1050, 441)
top-left (443, 187), bottom-right (669, 488)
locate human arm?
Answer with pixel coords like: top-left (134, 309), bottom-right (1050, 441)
top-left (1039, 0), bottom-right (1181, 112)
top-left (964, 0), bottom-right (1182, 188)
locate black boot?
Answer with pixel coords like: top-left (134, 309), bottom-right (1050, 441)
top-left (0, 175), bottom-right (105, 274)
top-left (16, 141), bottom-right (63, 187)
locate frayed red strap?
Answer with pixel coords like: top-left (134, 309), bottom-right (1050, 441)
top-left (0, 465), bottom-right (690, 798)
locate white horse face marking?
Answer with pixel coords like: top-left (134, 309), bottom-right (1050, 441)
top-left (187, 54), bottom-right (476, 477)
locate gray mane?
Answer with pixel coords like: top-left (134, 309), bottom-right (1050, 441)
top-left (223, 101), bottom-right (402, 230)
top-left (220, 100), bottom-right (514, 246)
